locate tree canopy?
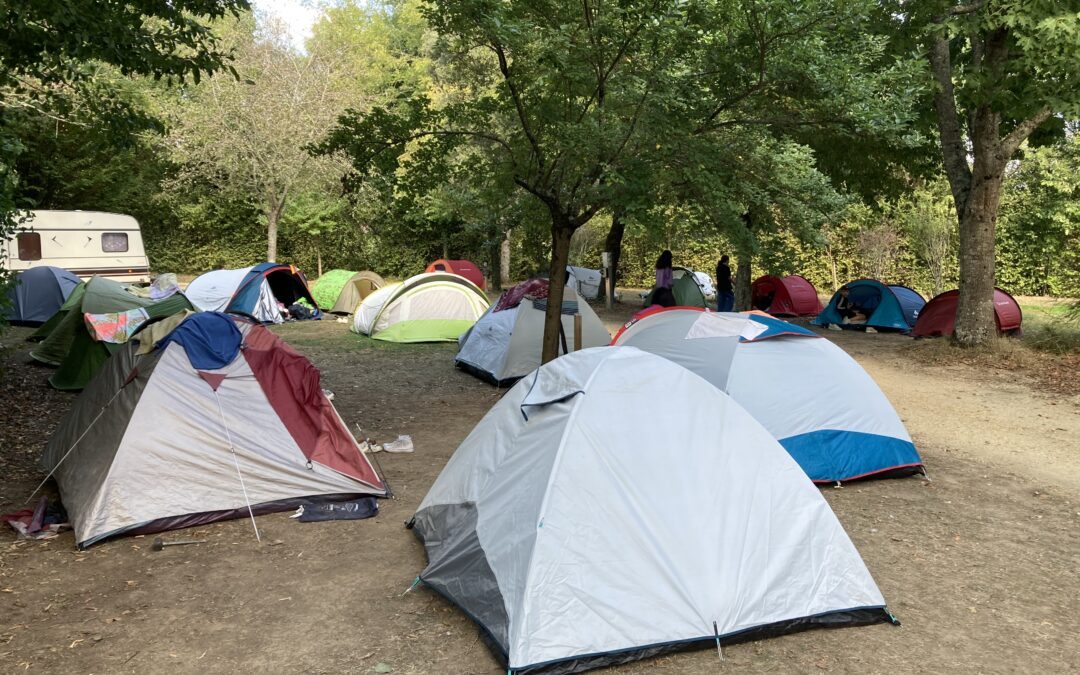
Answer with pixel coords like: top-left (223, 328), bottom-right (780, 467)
top-left (2, 0), bottom-right (1077, 345)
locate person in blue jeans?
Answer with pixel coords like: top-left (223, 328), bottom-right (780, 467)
top-left (715, 255), bottom-right (734, 312)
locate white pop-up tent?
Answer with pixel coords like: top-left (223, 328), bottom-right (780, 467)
top-left (409, 347), bottom-right (897, 673)
top-left (456, 280), bottom-right (610, 385)
top-left (185, 263), bottom-right (318, 324)
top-left (352, 272), bottom-right (489, 342)
top-left (566, 265), bottom-right (602, 300)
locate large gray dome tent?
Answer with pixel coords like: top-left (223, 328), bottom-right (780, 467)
top-left (409, 347), bottom-right (897, 673)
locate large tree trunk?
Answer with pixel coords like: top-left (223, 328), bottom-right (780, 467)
top-left (927, 29), bottom-right (1051, 347)
top-left (734, 256), bottom-right (752, 311)
top-left (499, 229), bottom-right (512, 289)
top-left (542, 220), bottom-right (575, 364)
top-left (604, 210), bottom-right (626, 303)
top-left (266, 206), bottom-right (281, 262)
top-left (954, 116), bottom-right (1005, 346)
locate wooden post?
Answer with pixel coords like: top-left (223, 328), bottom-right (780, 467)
top-left (602, 251), bottom-right (614, 310)
top-left (573, 314), bottom-right (583, 351)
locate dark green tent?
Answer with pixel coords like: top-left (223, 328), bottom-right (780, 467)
top-left (30, 277), bottom-right (193, 390)
top-left (644, 272), bottom-right (707, 308)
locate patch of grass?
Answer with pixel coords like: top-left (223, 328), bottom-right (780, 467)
top-left (1021, 305), bottom-right (1080, 355)
top-left (269, 320), bottom-right (457, 354)
top-left (903, 321), bottom-right (1079, 397)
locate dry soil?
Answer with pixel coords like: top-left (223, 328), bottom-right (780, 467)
top-left (1, 304), bottom-right (1078, 674)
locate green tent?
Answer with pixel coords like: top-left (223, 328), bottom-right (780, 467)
top-left (30, 277), bottom-right (193, 391)
top-left (311, 269), bottom-right (386, 314)
top-left (645, 272), bottom-right (707, 308)
top-left (29, 281), bottom-right (86, 342)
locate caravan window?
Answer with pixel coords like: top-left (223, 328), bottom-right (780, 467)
top-left (102, 232), bottom-right (129, 252)
top-left (17, 232), bottom-right (41, 260)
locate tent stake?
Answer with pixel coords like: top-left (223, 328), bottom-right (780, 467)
top-left (713, 621), bottom-right (723, 661)
top-left (213, 391), bottom-right (261, 542)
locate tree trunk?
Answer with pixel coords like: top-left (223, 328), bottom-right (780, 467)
top-left (266, 208), bottom-right (280, 263)
top-left (827, 246), bottom-right (839, 292)
top-left (927, 30), bottom-right (1051, 347)
top-left (954, 138), bottom-right (1004, 346)
top-left (734, 256), bottom-right (752, 311)
top-left (733, 210), bottom-right (754, 311)
top-left (500, 229), bottom-right (512, 288)
top-left (541, 220), bottom-right (575, 364)
top-left (604, 210), bottom-right (626, 303)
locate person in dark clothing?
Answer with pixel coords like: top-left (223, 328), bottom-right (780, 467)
top-left (650, 286), bottom-right (676, 308)
top-left (655, 250), bottom-right (674, 289)
top-left (715, 255), bottom-right (734, 312)
top-left (835, 287), bottom-right (867, 324)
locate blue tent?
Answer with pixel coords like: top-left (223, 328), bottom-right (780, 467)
top-left (887, 285), bottom-right (925, 327)
top-left (229, 263), bottom-right (319, 320)
top-left (3, 266), bottom-right (81, 325)
top-left (187, 263), bottom-right (320, 323)
top-left (813, 279), bottom-right (918, 331)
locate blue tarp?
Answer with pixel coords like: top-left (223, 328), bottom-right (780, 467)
top-left (157, 312), bottom-right (242, 370)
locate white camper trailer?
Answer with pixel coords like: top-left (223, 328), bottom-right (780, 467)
top-left (2, 210), bottom-right (151, 283)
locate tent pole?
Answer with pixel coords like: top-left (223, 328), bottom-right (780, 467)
top-left (26, 386), bottom-right (124, 504)
top-left (212, 391), bottom-right (261, 542)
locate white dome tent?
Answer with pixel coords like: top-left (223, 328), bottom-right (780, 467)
top-left (565, 265), bottom-right (602, 300)
top-left (409, 347), bottom-right (897, 673)
top-left (612, 308), bottom-right (923, 483)
top-left (456, 280), bottom-right (610, 385)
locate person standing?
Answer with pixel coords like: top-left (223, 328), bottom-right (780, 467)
top-left (715, 255), bottom-right (734, 312)
top-left (655, 250), bottom-right (674, 290)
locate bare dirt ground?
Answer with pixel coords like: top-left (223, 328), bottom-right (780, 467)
top-left (1, 299), bottom-right (1078, 674)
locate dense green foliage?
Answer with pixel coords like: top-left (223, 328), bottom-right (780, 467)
top-left (1, 0), bottom-right (1076, 315)
top-left (0, 0), bottom-right (249, 323)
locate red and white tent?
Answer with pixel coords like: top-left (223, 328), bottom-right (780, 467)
top-left (41, 313), bottom-right (386, 548)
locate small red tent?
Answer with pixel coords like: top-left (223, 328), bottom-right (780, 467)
top-left (912, 288), bottom-right (1023, 337)
top-left (751, 275), bottom-right (823, 316)
top-left (425, 259), bottom-right (486, 290)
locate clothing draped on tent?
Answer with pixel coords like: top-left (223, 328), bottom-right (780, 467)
top-left (30, 276), bottom-right (194, 390)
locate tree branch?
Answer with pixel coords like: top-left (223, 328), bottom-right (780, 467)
top-left (927, 34), bottom-right (973, 219)
top-left (1001, 107), bottom-right (1053, 158)
top-left (490, 41), bottom-right (545, 171)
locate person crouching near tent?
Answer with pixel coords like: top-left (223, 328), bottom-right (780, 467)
top-left (835, 288), bottom-right (868, 325)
